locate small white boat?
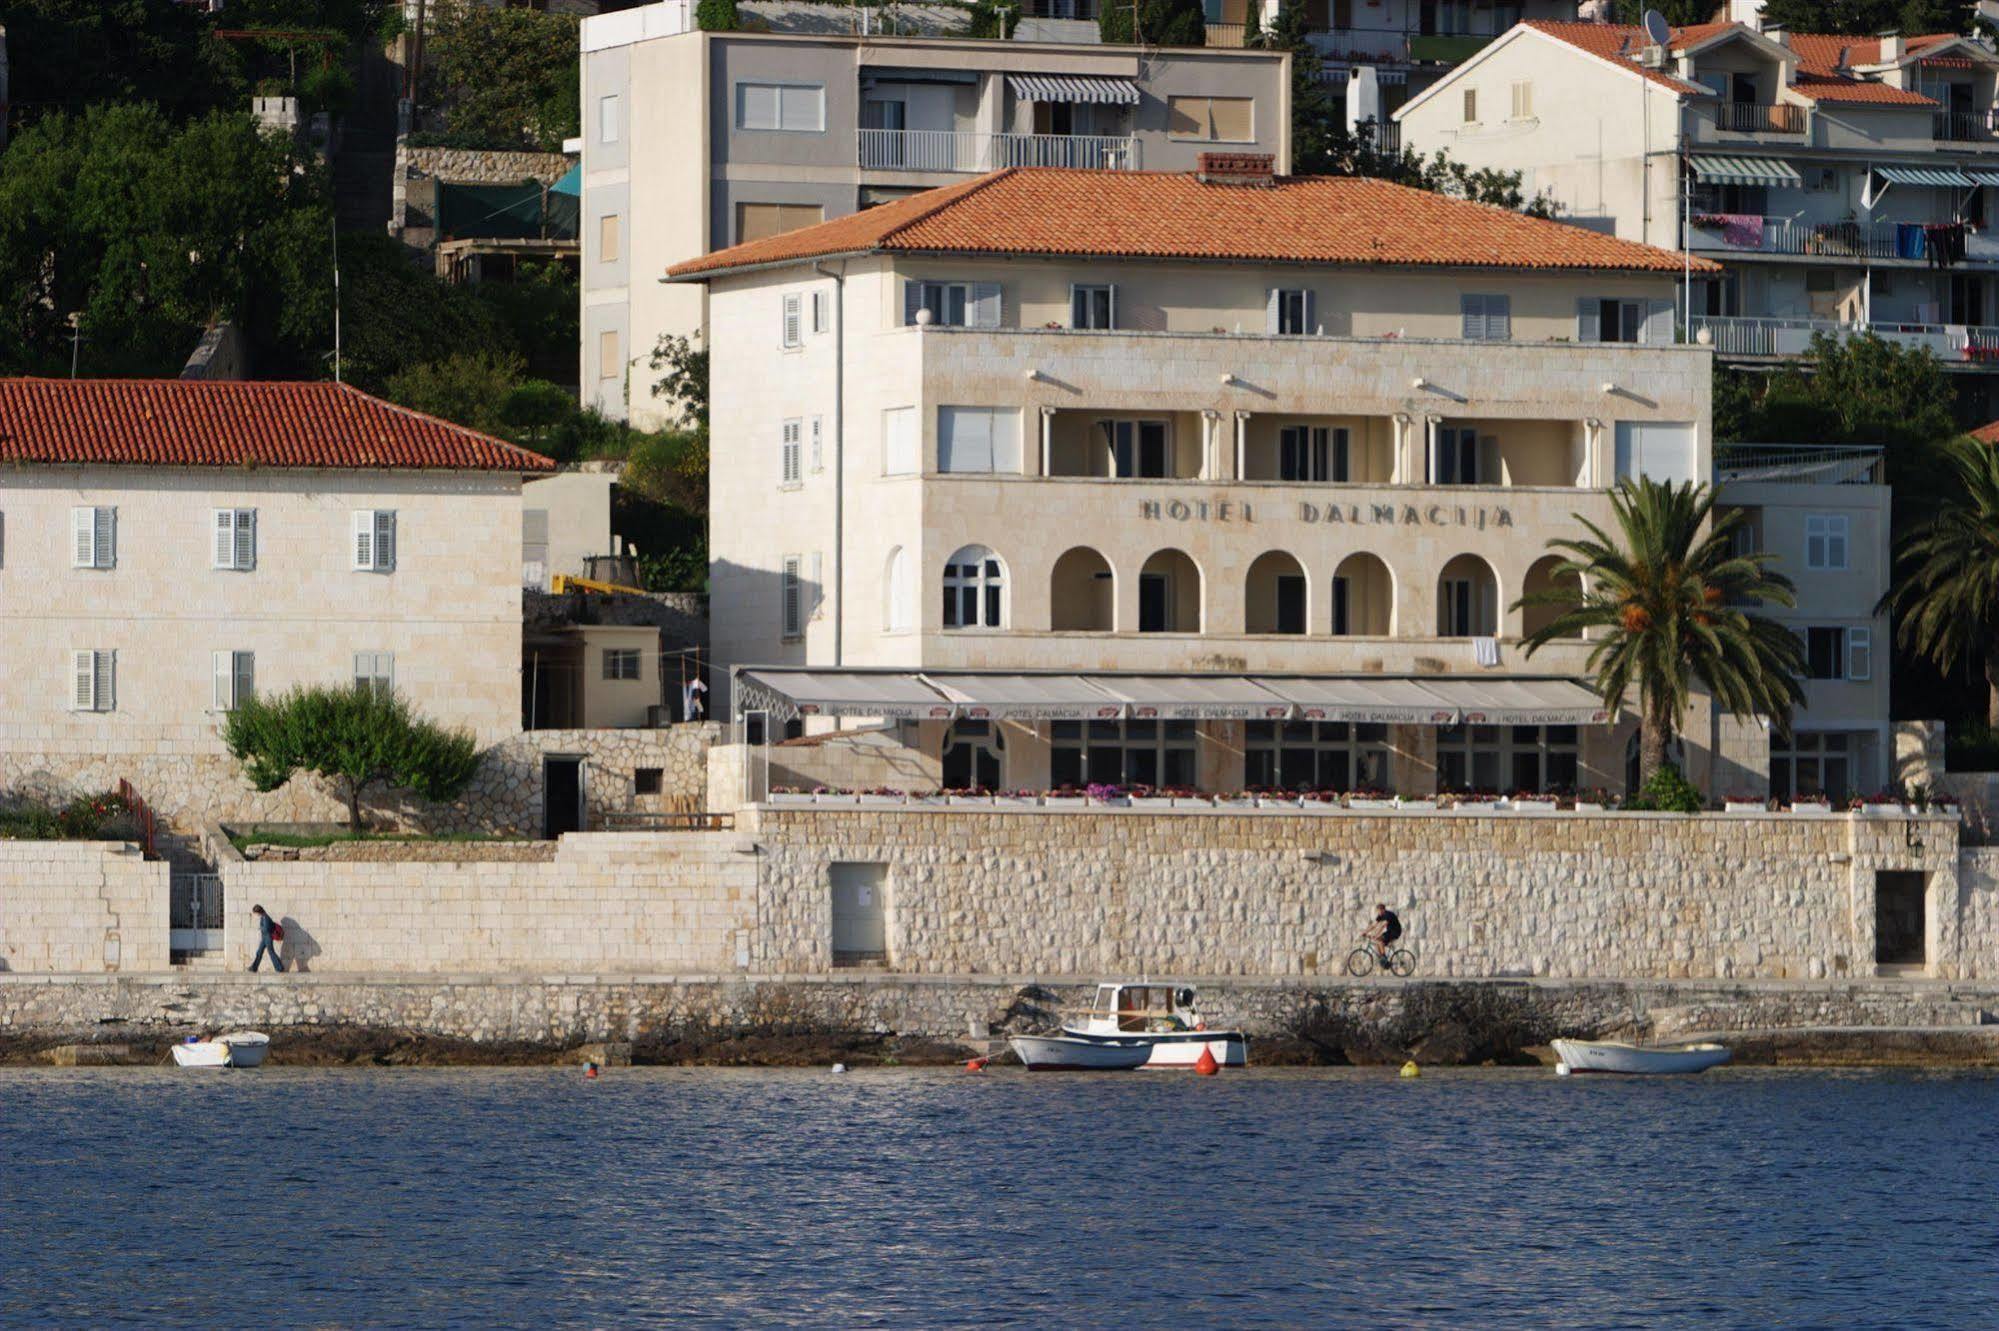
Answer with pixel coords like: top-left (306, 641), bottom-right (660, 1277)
top-left (1061, 983), bottom-right (1248, 1069)
top-left (171, 1032), bottom-right (271, 1069)
top-left (1552, 1038), bottom-right (1730, 1076)
top-left (1009, 1034), bottom-right (1153, 1071)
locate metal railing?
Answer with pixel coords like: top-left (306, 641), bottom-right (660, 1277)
top-left (1714, 444), bottom-right (1885, 486)
top-left (1934, 109), bottom-right (1999, 142)
top-left (1206, 21), bottom-right (1248, 46)
top-left (1713, 102), bottom-right (1806, 134)
top-left (857, 129), bottom-right (1139, 173)
top-left (1692, 314), bottom-right (1999, 362)
top-left (1686, 216), bottom-right (1987, 262)
top-left (170, 872), bottom-right (224, 955)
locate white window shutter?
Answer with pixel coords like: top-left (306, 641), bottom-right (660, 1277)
top-left (213, 651), bottom-right (233, 710)
top-left (94, 650), bottom-right (114, 712)
top-left (71, 650), bottom-right (94, 711)
top-left (971, 282), bottom-right (1002, 329)
top-left (810, 417), bottom-right (824, 472)
top-left (1265, 288), bottom-right (1280, 334)
top-left (374, 511), bottom-right (396, 571)
top-left (214, 510), bottom-right (235, 568)
top-left (353, 512), bottom-right (374, 570)
top-left (782, 293), bottom-right (801, 347)
top-left (72, 507), bottom-right (93, 568)
top-left (1577, 298), bottom-right (1601, 343)
top-left (236, 510), bottom-right (255, 571)
top-left (1849, 627), bottom-right (1872, 681)
top-left (94, 507), bottom-right (115, 569)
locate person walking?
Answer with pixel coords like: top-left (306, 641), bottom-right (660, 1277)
top-left (249, 904), bottom-right (286, 973)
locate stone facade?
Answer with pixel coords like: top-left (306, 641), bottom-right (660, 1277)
top-left (0, 841), bottom-right (166, 974)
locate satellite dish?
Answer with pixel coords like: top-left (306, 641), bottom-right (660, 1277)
top-left (1642, 8), bottom-right (1671, 46)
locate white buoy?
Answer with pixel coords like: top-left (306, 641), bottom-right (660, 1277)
top-left (831, 1062), bottom-right (848, 1074)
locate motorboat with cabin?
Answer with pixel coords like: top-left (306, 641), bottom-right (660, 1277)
top-left (1060, 983), bottom-right (1248, 1068)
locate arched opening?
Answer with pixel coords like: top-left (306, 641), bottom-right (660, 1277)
top-left (1138, 549), bottom-right (1202, 633)
top-left (1521, 555), bottom-right (1582, 640)
top-left (1331, 552), bottom-right (1393, 636)
top-left (883, 546), bottom-right (912, 632)
top-left (1049, 547), bottom-right (1115, 632)
top-left (1245, 551), bottom-right (1308, 634)
top-left (1436, 554), bottom-right (1500, 637)
top-left (943, 545), bottom-right (1006, 630)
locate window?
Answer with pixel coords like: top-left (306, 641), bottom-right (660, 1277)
top-left (1806, 627), bottom-right (1847, 680)
top-left (1580, 298), bottom-right (1671, 344)
top-left (782, 292), bottom-right (802, 348)
top-left (598, 214), bottom-right (621, 263)
top-left (598, 94), bottom-right (619, 143)
top-left (1271, 288), bottom-right (1315, 336)
top-left (942, 545), bottom-right (1004, 629)
top-left (1613, 422), bottom-right (1696, 486)
top-left (1462, 88), bottom-right (1478, 123)
top-left (598, 329), bottom-right (620, 381)
top-left (1770, 731), bottom-right (1853, 802)
top-left (812, 290), bottom-right (830, 334)
top-left (903, 280), bottom-right (1000, 328)
top-left (882, 407), bottom-right (918, 476)
top-left (810, 417), bottom-right (824, 473)
top-left (781, 420), bottom-right (802, 485)
top-left (634, 767), bottom-right (664, 796)
top-left (736, 82), bottom-right (824, 132)
top-left (353, 652), bottom-right (395, 696)
top-left (1071, 284), bottom-right (1116, 330)
top-left (781, 555), bottom-right (804, 637)
top-left (1430, 427), bottom-right (1487, 485)
top-left (942, 719), bottom-right (1005, 791)
top-left (1100, 419), bottom-right (1169, 478)
top-left (72, 506), bottom-right (116, 569)
top-left (211, 509), bottom-right (256, 570)
top-left (736, 202), bottom-right (825, 243)
top-left (938, 407), bottom-right (1022, 474)
top-left (1051, 719), bottom-right (1197, 789)
top-left (1245, 721), bottom-right (1390, 792)
top-left (1806, 165), bottom-right (1839, 192)
top-left (603, 648), bottom-right (642, 681)
top-left (1436, 724), bottom-right (1580, 794)
top-left (1167, 96), bottom-right (1253, 142)
top-left (1279, 426), bottom-right (1348, 482)
top-left (1805, 514), bottom-right (1850, 570)
top-left (1438, 576), bottom-right (1487, 636)
top-left (211, 650), bottom-right (254, 711)
top-left (1510, 81), bottom-right (1533, 120)
top-left (1460, 294), bottom-right (1512, 341)
top-left (351, 510), bottom-right (397, 572)
top-left (70, 650), bottom-right (115, 712)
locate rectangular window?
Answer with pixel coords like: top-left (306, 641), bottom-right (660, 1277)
top-left (812, 290), bottom-right (830, 334)
top-left (903, 279), bottom-right (1000, 328)
top-left (598, 329), bottom-right (620, 381)
top-left (634, 767), bottom-right (664, 796)
top-left (603, 648), bottom-right (641, 681)
top-left (212, 508), bottom-right (256, 571)
top-left (1806, 626), bottom-right (1847, 680)
top-left (1166, 96), bottom-right (1253, 142)
top-left (1050, 719), bottom-right (1198, 789)
top-left (598, 214), bottom-right (621, 263)
top-left (212, 650), bottom-right (254, 711)
top-left (1273, 288), bottom-right (1314, 336)
top-left (1849, 626), bottom-right (1873, 682)
top-left (1805, 165), bottom-right (1839, 193)
top-left (1463, 88), bottom-right (1478, 123)
top-left (354, 651), bottom-right (395, 696)
top-left (1805, 513), bottom-right (1850, 570)
top-left (1244, 720), bottom-right (1391, 793)
top-left (1510, 81), bottom-right (1532, 120)
top-left (781, 420), bottom-right (802, 484)
top-left (1280, 426), bottom-right (1348, 482)
top-left (882, 406), bottom-right (918, 476)
top-left (781, 555), bottom-right (803, 637)
top-left (737, 82), bottom-right (824, 132)
top-left (939, 407), bottom-right (1022, 474)
top-left (1613, 422), bottom-right (1697, 487)
top-left (809, 416), bottom-right (824, 473)
top-left (1431, 427), bottom-right (1484, 485)
top-left (1460, 293), bottom-right (1512, 341)
top-left (71, 506), bottom-right (116, 569)
top-left (1769, 731), bottom-right (1853, 803)
top-left (1102, 420), bottom-right (1169, 478)
top-left (351, 510), bottom-right (397, 572)
top-left (1435, 724), bottom-right (1579, 794)
top-left (71, 649), bottom-right (115, 712)
top-left (782, 292), bottom-right (802, 348)
top-left (599, 93), bottom-right (620, 144)
top-left (1071, 283), bottom-right (1116, 330)
top-left (736, 201), bottom-right (825, 244)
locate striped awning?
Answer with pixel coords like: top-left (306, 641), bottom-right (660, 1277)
top-left (1968, 170), bottom-right (1999, 188)
top-left (1687, 155), bottom-right (1802, 187)
top-left (1006, 75), bottom-right (1142, 105)
top-left (1874, 165), bottom-right (1980, 188)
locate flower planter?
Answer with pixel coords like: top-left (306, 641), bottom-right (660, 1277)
top-left (768, 792), bottom-right (816, 807)
top-left (1129, 796), bottom-right (1174, 811)
top-left (1724, 801), bottom-right (1765, 814)
top-left (1348, 798), bottom-right (1397, 811)
top-left (1171, 796), bottom-right (1213, 809)
top-left (1041, 796), bottom-right (1087, 810)
top-left (992, 796), bottom-right (1039, 809)
top-left (912, 794), bottom-right (950, 807)
top-left (1211, 797), bottom-right (1256, 812)
top-left (1448, 801), bottom-right (1495, 814)
top-left (1787, 801), bottom-right (1832, 814)
top-left (946, 794), bottom-right (993, 807)
top-left (1858, 803), bottom-right (1906, 817)
top-left (1396, 798), bottom-right (1440, 812)
top-left (857, 795), bottom-right (905, 808)
top-left (1509, 799), bottom-right (1558, 813)
top-left (1090, 795), bottom-right (1132, 808)
top-left (815, 793), bottom-right (859, 806)
top-left (1298, 799), bottom-right (1342, 813)
top-left (1572, 801), bottom-right (1607, 814)
top-left (1254, 796), bottom-right (1300, 810)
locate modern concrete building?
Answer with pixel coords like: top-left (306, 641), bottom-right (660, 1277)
top-left (578, 1), bottom-right (1292, 424)
top-left (1397, 19), bottom-right (1999, 412)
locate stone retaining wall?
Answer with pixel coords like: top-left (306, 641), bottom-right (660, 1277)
top-left (0, 842), bottom-right (166, 973)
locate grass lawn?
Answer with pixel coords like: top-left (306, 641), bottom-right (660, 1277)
top-left (227, 827), bottom-right (514, 852)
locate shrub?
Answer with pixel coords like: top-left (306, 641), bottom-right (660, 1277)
top-left (1947, 724), bottom-right (1999, 772)
top-left (1099, 0), bottom-right (1203, 45)
top-left (1625, 763), bottom-right (1704, 814)
top-left (696, 0), bottom-right (741, 29)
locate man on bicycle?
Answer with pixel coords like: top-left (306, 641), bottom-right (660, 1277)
top-left (1365, 903), bottom-right (1403, 965)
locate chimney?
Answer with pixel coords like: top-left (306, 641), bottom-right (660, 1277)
top-left (1879, 29), bottom-right (1904, 62)
top-left (1764, 24), bottom-right (1790, 49)
top-left (1197, 152), bottom-right (1276, 186)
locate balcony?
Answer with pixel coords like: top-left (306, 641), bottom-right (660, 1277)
top-left (1715, 444), bottom-right (1884, 486)
top-left (1692, 315), bottom-right (1999, 364)
top-left (1934, 109), bottom-right (1999, 142)
top-left (1688, 215), bottom-right (1996, 263)
top-left (1206, 21), bottom-right (1248, 46)
top-left (1711, 102), bottom-right (1806, 135)
top-left (858, 129), bottom-right (1139, 173)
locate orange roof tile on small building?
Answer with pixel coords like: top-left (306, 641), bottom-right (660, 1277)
top-left (1971, 419), bottom-right (1999, 446)
top-left (1517, 20), bottom-right (1712, 95)
top-left (667, 167), bottom-right (1720, 280)
top-left (0, 378), bottom-right (555, 472)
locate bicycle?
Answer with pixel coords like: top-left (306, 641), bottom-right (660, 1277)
top-left (1345, 936), bottom-right (1417, 977)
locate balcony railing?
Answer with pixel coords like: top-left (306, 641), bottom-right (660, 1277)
top-left (1688, 215), bottom-right (1996, 262)
top-left (1715, 444), bottom-right (1885, 486)
top-left (1206, 21), bottom-right (1248, 46)
top-left (1934, 109), bottom-right (1999, 142)
top-left (1712, 102), bottom-right (1806, 135)
top-left (858, 128), bottom-right (1139, 173)
top-left (1693, 314), bottom-right (1999, 362)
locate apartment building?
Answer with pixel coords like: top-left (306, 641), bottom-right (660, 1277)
top-left (666, 157), bottom-right (1833, 799)
top-left (1398, 19), bottom-right (1999, 412)
top-left (578, 2), bottom-right (1291, 425)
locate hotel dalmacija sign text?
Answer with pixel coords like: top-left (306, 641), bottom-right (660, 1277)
top-left (1138, 498), bottom-right (1514, 529)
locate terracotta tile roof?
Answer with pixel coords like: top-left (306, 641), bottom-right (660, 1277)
top-left (669, 167), bottom-right (1718, 279)
top-left (1971, 419), bottom-right (1999, 446)
top-left (0, 378), bottom-right (555, 472)
top-left (1528, 20), bottom-right (1951, 107)
top-left (1518, 21), bottom-right (1710, 94)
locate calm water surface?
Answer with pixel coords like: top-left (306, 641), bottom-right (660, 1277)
top-left (3, 1065), bottom-right (1996, 1329)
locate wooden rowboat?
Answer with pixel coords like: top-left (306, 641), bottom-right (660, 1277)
top-left (1552, 1038), bottom-right (1730, 1075)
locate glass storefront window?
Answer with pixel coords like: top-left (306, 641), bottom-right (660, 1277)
top-left (1051, 719), bottom-right (1197, 788)
top-left (1436, 724), bottom-right (1579, 794)
top-left (1243, 721), bottom-right (1390, 792)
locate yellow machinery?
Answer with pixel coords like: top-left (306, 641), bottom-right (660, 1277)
top-left (551, 573), bottom-right (646, 596)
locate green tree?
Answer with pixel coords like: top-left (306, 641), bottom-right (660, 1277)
top-left (622, 429), bottom-right (710, 514)
top-left (423, 1), bottom-right (581, 150)
top-left (648, 332), bottom-right (711, 430)
top-left (1758, 0), bottom-right (1971, 35)
top-left (386, 350), bottom-right (526, 435)
top-left (695, 0), bottom-right (741, 29)
top-left (1517, 478), bottom-right (1806, 783)
top-left (1610, 0), bottom-right (1721, 22)
top-left (0, 0), bottom-right (242, 126)
top-left (334, 233), bottom-right (514, 390)
top-left (1099, 0), bottom-right (1204, 45)
top-left (500, 380), bottom-right (575, 452)
top-left (1883, 437), bottom-right (1999, 727)
top-left (469, 258), bottom-right (578, 383)
top-left (223, 684), bottom-right (481, 832)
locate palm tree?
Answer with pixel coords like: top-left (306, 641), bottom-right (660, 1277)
top-left (1515, 478), bottom-right (1806, 783)
top-left (1883, 436), bottom-right (1999, 728)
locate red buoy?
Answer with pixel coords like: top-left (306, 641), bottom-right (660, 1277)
top-left (1195, 1046), bottom-right (1220, 1076)
top-left (585, 1062), bottom-right (599, 1080)
top-left (965, 1056), bottom-right (988, 1072)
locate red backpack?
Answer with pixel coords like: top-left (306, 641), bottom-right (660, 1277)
top-left (270, 920), bottom-right (285, 942)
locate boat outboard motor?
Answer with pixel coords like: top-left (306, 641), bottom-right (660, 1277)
top-left (1175, 987), bottom-right (1196, 1008)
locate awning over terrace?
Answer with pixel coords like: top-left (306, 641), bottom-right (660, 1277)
top-left (1872, 164), bottom-right (1980, 189)
top-left (734, 669), bottom-right (1616, 728)
top-left (1005, 75), bottom-right (1142, 105)
top-left (1687, 155), bottom-right (1802, 187)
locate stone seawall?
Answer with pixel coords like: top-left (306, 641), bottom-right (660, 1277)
top-left (4, 973), bottom-right (1995, 1067)
top-left (0, 842), bottom-right (165, 974)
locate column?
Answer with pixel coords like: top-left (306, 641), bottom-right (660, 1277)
top-left (1390, 413), bottom-right (1413, 484)
top-left (1582, 418), bottom-right (1603, 489)
top-left (1201, 409), bottom-right (1221, 479)
top-left (1234, 411), bottom-right (1251, 481)
top-left (1039, 406), bottom-right (1055, 478)
top-left (1423, 414), bottom-right (1442, 485)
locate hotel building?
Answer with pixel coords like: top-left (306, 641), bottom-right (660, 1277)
top-left (672, 158), bottom-right (1898, 799)
top-left (1396, 18), bottom-right (1999, 412)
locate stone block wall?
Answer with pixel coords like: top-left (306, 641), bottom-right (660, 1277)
top-left (219, 831), bottom-right (753, 973)
top-left (0, 841), bottom-right (166, 973)
top-left (1958, 849), bottom-right (1999, 966)
top-left (395, 143), bottom-right (573, 247)
top-left (766, 729), bottom-right (943, 794)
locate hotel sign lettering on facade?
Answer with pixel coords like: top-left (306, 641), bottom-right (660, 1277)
top-left (1138, 498), bottom-right (1513, 528)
